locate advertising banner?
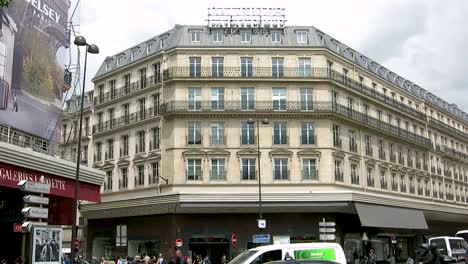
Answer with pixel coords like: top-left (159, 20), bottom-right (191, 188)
top-left (31, 225), bottom-right (63, 264)
top-left (0, 0), bottom-right (71, 141)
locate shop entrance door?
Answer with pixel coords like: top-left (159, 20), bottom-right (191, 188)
top-left (189, 238), bottom-right (229, 264)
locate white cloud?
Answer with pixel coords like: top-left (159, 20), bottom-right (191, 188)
top-left (70, 0), bottom-right (468, 112)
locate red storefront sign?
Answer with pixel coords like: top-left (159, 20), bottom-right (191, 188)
top-left (13, 223), bottom-right (24, 233)
top-left (0, 162), bottom-right (100, 202)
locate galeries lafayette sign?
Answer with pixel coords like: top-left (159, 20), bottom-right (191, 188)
top-left (0, 162), bottom-right (100, 202)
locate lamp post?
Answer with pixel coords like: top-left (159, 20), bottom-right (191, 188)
top-left (247, 118), bottom-right (269, 229)
top-left (71, 36), bottom-right (99, 264)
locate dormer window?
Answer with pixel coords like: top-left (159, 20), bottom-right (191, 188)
top-left (146, 43), bottom-right (153, 54)
top-left (116, 57), bottom-right (122, 67)
top-left (213, 31), bottom-right (223, 42)
top-left (131, 50), bottom-right (138, 61)
top-left (271, 31), bottom-right (281, 43)
top-left (160, 38), bottom-right (166, 48)
top-left (105, 62), bottom-right (110, 71)
top-left (296, 31), bottom-right (308, 44)
top-left (190, 30), bottom-right (201, 42)
top-left (241, 31), bottom-right (251, 43)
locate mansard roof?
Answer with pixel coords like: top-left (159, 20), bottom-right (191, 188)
top-left (92, 24), bottom-right (468, 123)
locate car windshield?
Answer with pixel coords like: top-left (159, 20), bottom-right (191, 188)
top-left (229, 250), bottom-right (259, 264)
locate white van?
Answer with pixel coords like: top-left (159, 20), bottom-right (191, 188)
top-left (228, 243), bottom-right (347, 264)
top-left (428, 236), bottom-right (466, 261)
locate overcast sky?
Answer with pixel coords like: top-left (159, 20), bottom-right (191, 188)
top-left (70, 0), bottom-right (468, 112)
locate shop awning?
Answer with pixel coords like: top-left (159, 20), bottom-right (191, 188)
top-left (355, 203), bottom-right (428, 230)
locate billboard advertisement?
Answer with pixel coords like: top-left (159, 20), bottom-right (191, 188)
top-left (0, 0), bottom-right (71, 142)
top-left (31, 225), bottom-right (63, 264)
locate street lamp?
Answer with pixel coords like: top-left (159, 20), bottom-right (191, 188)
top-left (71, 36), bottom-right (99, 264)
top-left (247, 118), bottom-right (269, 229)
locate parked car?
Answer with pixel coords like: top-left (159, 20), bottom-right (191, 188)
top-left (228, 243), bottom-right (346, 264)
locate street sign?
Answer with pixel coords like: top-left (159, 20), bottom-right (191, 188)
top-left (319, 234), bottom-right (336, 241)
top-left (13, 223), bottom-right (24, 233)
top-left (319, 228), bottom-right (336, 233)
top-left (21, 206), bottom-right (49, 219)
top-left (253, 234), bottom-right (270, 244)
top-left (319, 222), bottom-right (336, 227)
top-left (257, 219), bottom-right (267, 229)
top-left (231, 234), bottom-right (237, 246)
top-left (18, 180), bottom-right (50, 194)
top-left (175, 238), bottom-right (183, 247)
top-left (21, 221), bottom-right (47, 231)
top-left (23, 195), bottom-right (49, 205)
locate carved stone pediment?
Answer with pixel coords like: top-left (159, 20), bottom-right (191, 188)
top-left (207, 148), bottom-right (231, 157)
top-left (297, 149), bottom-right (321, 158)
top-left (117, 158), bottom-right (130, 167)
top-left (332, 151), bottom-right (345, 160)
top-left (102, 160), bottom-right (115, 169)
top-left (182, 149), bottom-right (206, 159)
top-left (365, 159), bottom-right (376, 167)
top-left (236, 148), bottom-right (260, 158)
top-left (133, 154), bottom-right (147, 164)
top-left (269, 149), bottom-right (293, 158)
top-left (349, 154), bottom-right (361, 163)
top-left (147, 152), bottom-right (161, 161)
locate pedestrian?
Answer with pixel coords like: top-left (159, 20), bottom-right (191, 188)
top-left (64, 254), bottom-right (71, 264)
top-left (221, 254), bottom-right (226, 264)
top-left (364, 248), bottom-right (376, 264)
top-left (175, 250), bottom-right (186, 264)
top-left (157, 253), bottom-right (166, 264)
top-left (12, 93), bottom-right (18, 112)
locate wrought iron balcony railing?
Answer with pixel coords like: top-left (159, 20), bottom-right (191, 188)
top-left (429, 117), bottom-right (468, 143)
top-left (93, 107), bottom-right (160, 135)
top-left (161, 101), bottom-right (432, 147)
top-left (94, 75), bottom-right (161, 106)
top-left (163, 67), bottom-right (427, 120)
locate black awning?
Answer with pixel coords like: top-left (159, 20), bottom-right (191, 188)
top-left (355, 203), bottom-right (428, 230)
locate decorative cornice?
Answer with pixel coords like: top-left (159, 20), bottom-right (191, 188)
top-left (102, 161), bottom-right (115, 169)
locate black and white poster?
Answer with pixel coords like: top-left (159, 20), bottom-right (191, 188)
top-left (31, 226), bottom-right (62, 264)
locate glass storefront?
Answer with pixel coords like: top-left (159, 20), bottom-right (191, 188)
top-left (128, 240), bottom-right (160, 258)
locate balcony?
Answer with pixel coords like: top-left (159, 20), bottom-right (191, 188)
top-left (367, 177), bottom-right (375, 187)
top-left (93, 107), bottom-right (160, 135)
top-left (440, 145), bottom-right (468, 161)
top-left (163, 67), bottom-right (426, 120)
top-left (378, 150), bottom-right (386, 160)
top-left (210, 136), bottom-right (226, 146)
top-left (333, 138), bottom-right (342, 149)
top-left (407, 159), bottom-right (413, 168)
top-left (349, 143), bottom-right (358, 153)
top-left (162, 101), bottom-right (432, 148)
top-left (380, 181), bottom-right (387, 189)
top-left (398, 157), bottom-right (405, 165)
top-left (365, 147), bottom-right (373, 157)
top-left (335, 172), bottom-right (344, 182)
top-left (429, 117), bottom-right (468, 143)
top-left (94, 75), bottom-right (160, 106)
top-left (416, 161), bottom-right (421, 170)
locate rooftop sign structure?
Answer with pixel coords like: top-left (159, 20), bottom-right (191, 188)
top-left (207, 7), bottom-right (286, 29)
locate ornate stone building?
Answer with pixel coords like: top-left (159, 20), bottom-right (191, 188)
top-left (62, 23), bottom-right (468, 262)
